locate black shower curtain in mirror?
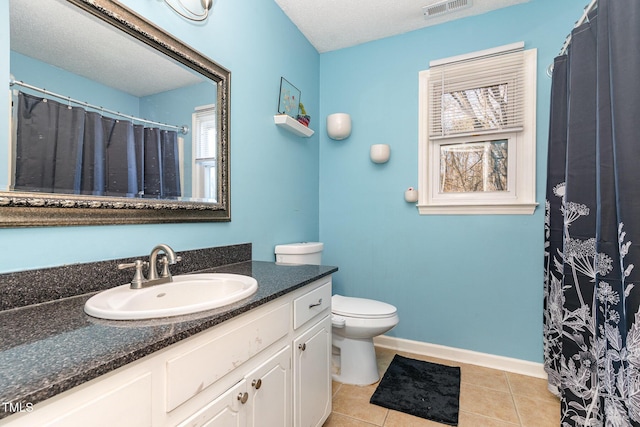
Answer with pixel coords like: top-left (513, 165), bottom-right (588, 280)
top-left (543, 0), bottom-right (640, 424)
top-left (14, 91), bottom-right (181, 198)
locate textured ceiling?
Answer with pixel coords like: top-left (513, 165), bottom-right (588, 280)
top-left (10, 0), bottom-right (532, 97)
top-left (10, 0), bottom-right (204, 97)
top-left (274, 0), bottom-right (530, 53)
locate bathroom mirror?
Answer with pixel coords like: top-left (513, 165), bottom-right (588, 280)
top-left (1, 0), bottom-right (231, 226)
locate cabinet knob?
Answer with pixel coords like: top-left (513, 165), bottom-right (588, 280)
top-left (237, 392), bottom-right (249, 404)
top-left (298, 343), bottom-right (306, 351)
top-left (251, 378), bottom-right (262, 389)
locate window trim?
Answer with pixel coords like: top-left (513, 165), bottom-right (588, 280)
top-left (417, 46), bottom-right (538, 215)
top-left (192, 104), bottom-right (217, 201)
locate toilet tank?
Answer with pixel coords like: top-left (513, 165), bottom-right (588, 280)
top-left (274, 242), bottom-right (323, 265)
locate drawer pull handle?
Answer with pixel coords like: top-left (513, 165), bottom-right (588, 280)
top-left (309, 298), bottom-right (323, 309)
top-left (252, 378), bottom-right (262, 389)
top-left (237, 392), bottom-right (249, 404)
top-left (299, 343), bottom-right (307, 351)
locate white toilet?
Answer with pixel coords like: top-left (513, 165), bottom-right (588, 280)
top-left (274, 242), bottom-right (399, 386)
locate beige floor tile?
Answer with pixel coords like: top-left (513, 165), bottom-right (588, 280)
top-left (331, 383), bottom-right (388, 426)
top-left (507, 372), bottom-right (560, 404)
top-left (323, 412), bottom-right (379, 426)
top-left (375, 347), bottom-right (397, 376)
top-left (513, 394), bottom-right (560, 427)
top-left (332, 381), bottom-right (342, 397)
top-left (460, 363), bottom-right (510, 392)
top-left (459, 383), bottom-right (520, 424)
top-left (331, 347), bottom-right (567, 426)
top-left (383, 410), bottom-right (445, 426)
top-left (458, 411), bottom-right (520, 427)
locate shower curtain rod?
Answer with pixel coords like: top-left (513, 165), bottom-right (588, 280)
top-left (9, 78), bottom-right (189, 135)
top-left (558, 0), bottom-right (597, 56)
top-left (546, 0), bottom-right (597, 77)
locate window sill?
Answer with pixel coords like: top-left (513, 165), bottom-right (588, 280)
top-left (417, 202), bottom-right (538, 215)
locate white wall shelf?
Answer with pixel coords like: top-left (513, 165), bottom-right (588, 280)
top-left (274, 114), bottom-right (314, 138)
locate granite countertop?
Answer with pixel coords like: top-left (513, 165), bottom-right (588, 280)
top-left (0, 261), bottom-right (337, 418)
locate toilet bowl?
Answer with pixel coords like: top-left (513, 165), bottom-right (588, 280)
top-left (331, 294), bottom-right (399, 385)
top-left (274, 242), bottom-right (399, 386)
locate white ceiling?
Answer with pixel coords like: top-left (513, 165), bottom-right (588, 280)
top-left (274, 0), bottom-right (530, 53)
top-left (10, 0), bottom-right (531, 97)
top-left (10, 0), bottom-right (204, 97)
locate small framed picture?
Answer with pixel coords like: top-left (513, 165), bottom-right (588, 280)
top-left (278, 77), bottom-right (301, 117)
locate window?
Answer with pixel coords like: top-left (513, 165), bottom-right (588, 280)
top-left (418, 42), bottom-right (537, 214)
top-left (192, 105), bottom-right (217, 201)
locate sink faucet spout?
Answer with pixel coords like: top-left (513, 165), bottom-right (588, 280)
top-left (148, 244), bottom-right (179, 281)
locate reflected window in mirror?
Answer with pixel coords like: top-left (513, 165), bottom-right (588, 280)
top-left (192, 105), bottom-right (217, 201)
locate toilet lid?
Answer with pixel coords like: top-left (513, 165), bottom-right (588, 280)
top-left (332, 294), bottom-right (397, 319)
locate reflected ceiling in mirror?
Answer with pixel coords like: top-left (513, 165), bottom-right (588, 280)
top-left (1, 0), bottom-right (230, 226)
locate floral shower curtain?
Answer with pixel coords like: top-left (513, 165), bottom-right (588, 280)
top-left (14, 91), bottom-right (181, 198)
top-left (543, 0), bottom-right (640, 424)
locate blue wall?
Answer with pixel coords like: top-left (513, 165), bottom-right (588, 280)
top-left (0, 0), bottom-right (320, 272)
top-left (0, 0), bottom-right (588, 364)
top-left (318, 0), bottom-right (585, 363)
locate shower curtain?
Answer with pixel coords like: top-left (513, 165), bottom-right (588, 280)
top-left (543, 0), bottom-right (640, 424)
top-left (14, 91), bottom-right (181, 198)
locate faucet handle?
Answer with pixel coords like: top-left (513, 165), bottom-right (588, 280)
top-left (159, 255), bottom-right (182, 278)
top-left (118, 259), bottom-right (148, 289)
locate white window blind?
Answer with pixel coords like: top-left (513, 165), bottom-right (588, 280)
top-left (194, 106), bottom-right (216, 162)
top-left (428, 43), bottom-right (525, 138)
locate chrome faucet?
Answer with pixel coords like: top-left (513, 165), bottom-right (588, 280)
top-left (118, 244), bottom-right (181, 289)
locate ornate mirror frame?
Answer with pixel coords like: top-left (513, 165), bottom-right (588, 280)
top-left (0, 0), bottom-right (231, 227)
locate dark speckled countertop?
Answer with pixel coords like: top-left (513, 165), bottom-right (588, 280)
top-left (0, 261), bottom-right (337, 419)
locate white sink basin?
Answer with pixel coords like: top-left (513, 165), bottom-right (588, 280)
top-left (84, 273), bottom-right (258, 320)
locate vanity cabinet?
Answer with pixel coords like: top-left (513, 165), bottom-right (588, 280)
top-left (291, 282), bottom-right (332, 427)
top-left (178, 380), bottom-right (245, 427)
top-left (179, 346), bottom-right (291, 427)
top-left (0, 277), bottom-right (332, 427)
top-left (244, 346), bottom-right (291, 426)
top-left (294, 316), bottom-right (332, 427)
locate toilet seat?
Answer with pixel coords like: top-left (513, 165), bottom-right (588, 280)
top-left (332, 294), bottom-right (397, 319)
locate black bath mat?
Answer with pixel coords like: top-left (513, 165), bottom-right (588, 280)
top-left (370, 354), bottom-right (460, 425)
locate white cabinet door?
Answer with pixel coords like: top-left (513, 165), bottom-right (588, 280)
top-left (293, 315), bottom-right (332, 427)
top-left (245, 346), bottom-right (291, 427)
top-left (177, 380), bottom-right (246, 427)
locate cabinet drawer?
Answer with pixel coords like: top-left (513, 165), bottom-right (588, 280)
top-left (166, 302), bottom-right (289, 412)
top-left (293, 281), bottom-right (331, 329)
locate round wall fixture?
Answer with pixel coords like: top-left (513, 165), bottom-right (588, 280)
top-left (370, 144), bottom-right (390, 163)
top-left (327, 113), bottom-right (351, 140)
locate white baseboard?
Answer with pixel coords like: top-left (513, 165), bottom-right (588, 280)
top-left (373, 335), bottom-right (547, 379)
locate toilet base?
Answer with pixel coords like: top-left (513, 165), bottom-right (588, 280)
top-left (332, 335), bottom-right (379, 385)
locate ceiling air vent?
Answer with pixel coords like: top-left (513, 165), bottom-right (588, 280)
top-left (423, 0), bottom-right (471, 19)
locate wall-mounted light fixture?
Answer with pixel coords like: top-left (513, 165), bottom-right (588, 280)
top-left (327, 113), bottom-right (351, 140)
top-left (370, 144), bottom-right (390, 163)
top-left (165, 0), bottom-right (213, 22)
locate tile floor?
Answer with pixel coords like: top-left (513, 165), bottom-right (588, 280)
top-left (323, 346), bottom-right (560, 427)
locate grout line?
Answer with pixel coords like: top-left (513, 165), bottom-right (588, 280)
top-left (459, 410), bottom-right (521, 426)
top-left (505, 371), bottom-right (524, 426)
top-left (380, 409), bottom-right (389, 426)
